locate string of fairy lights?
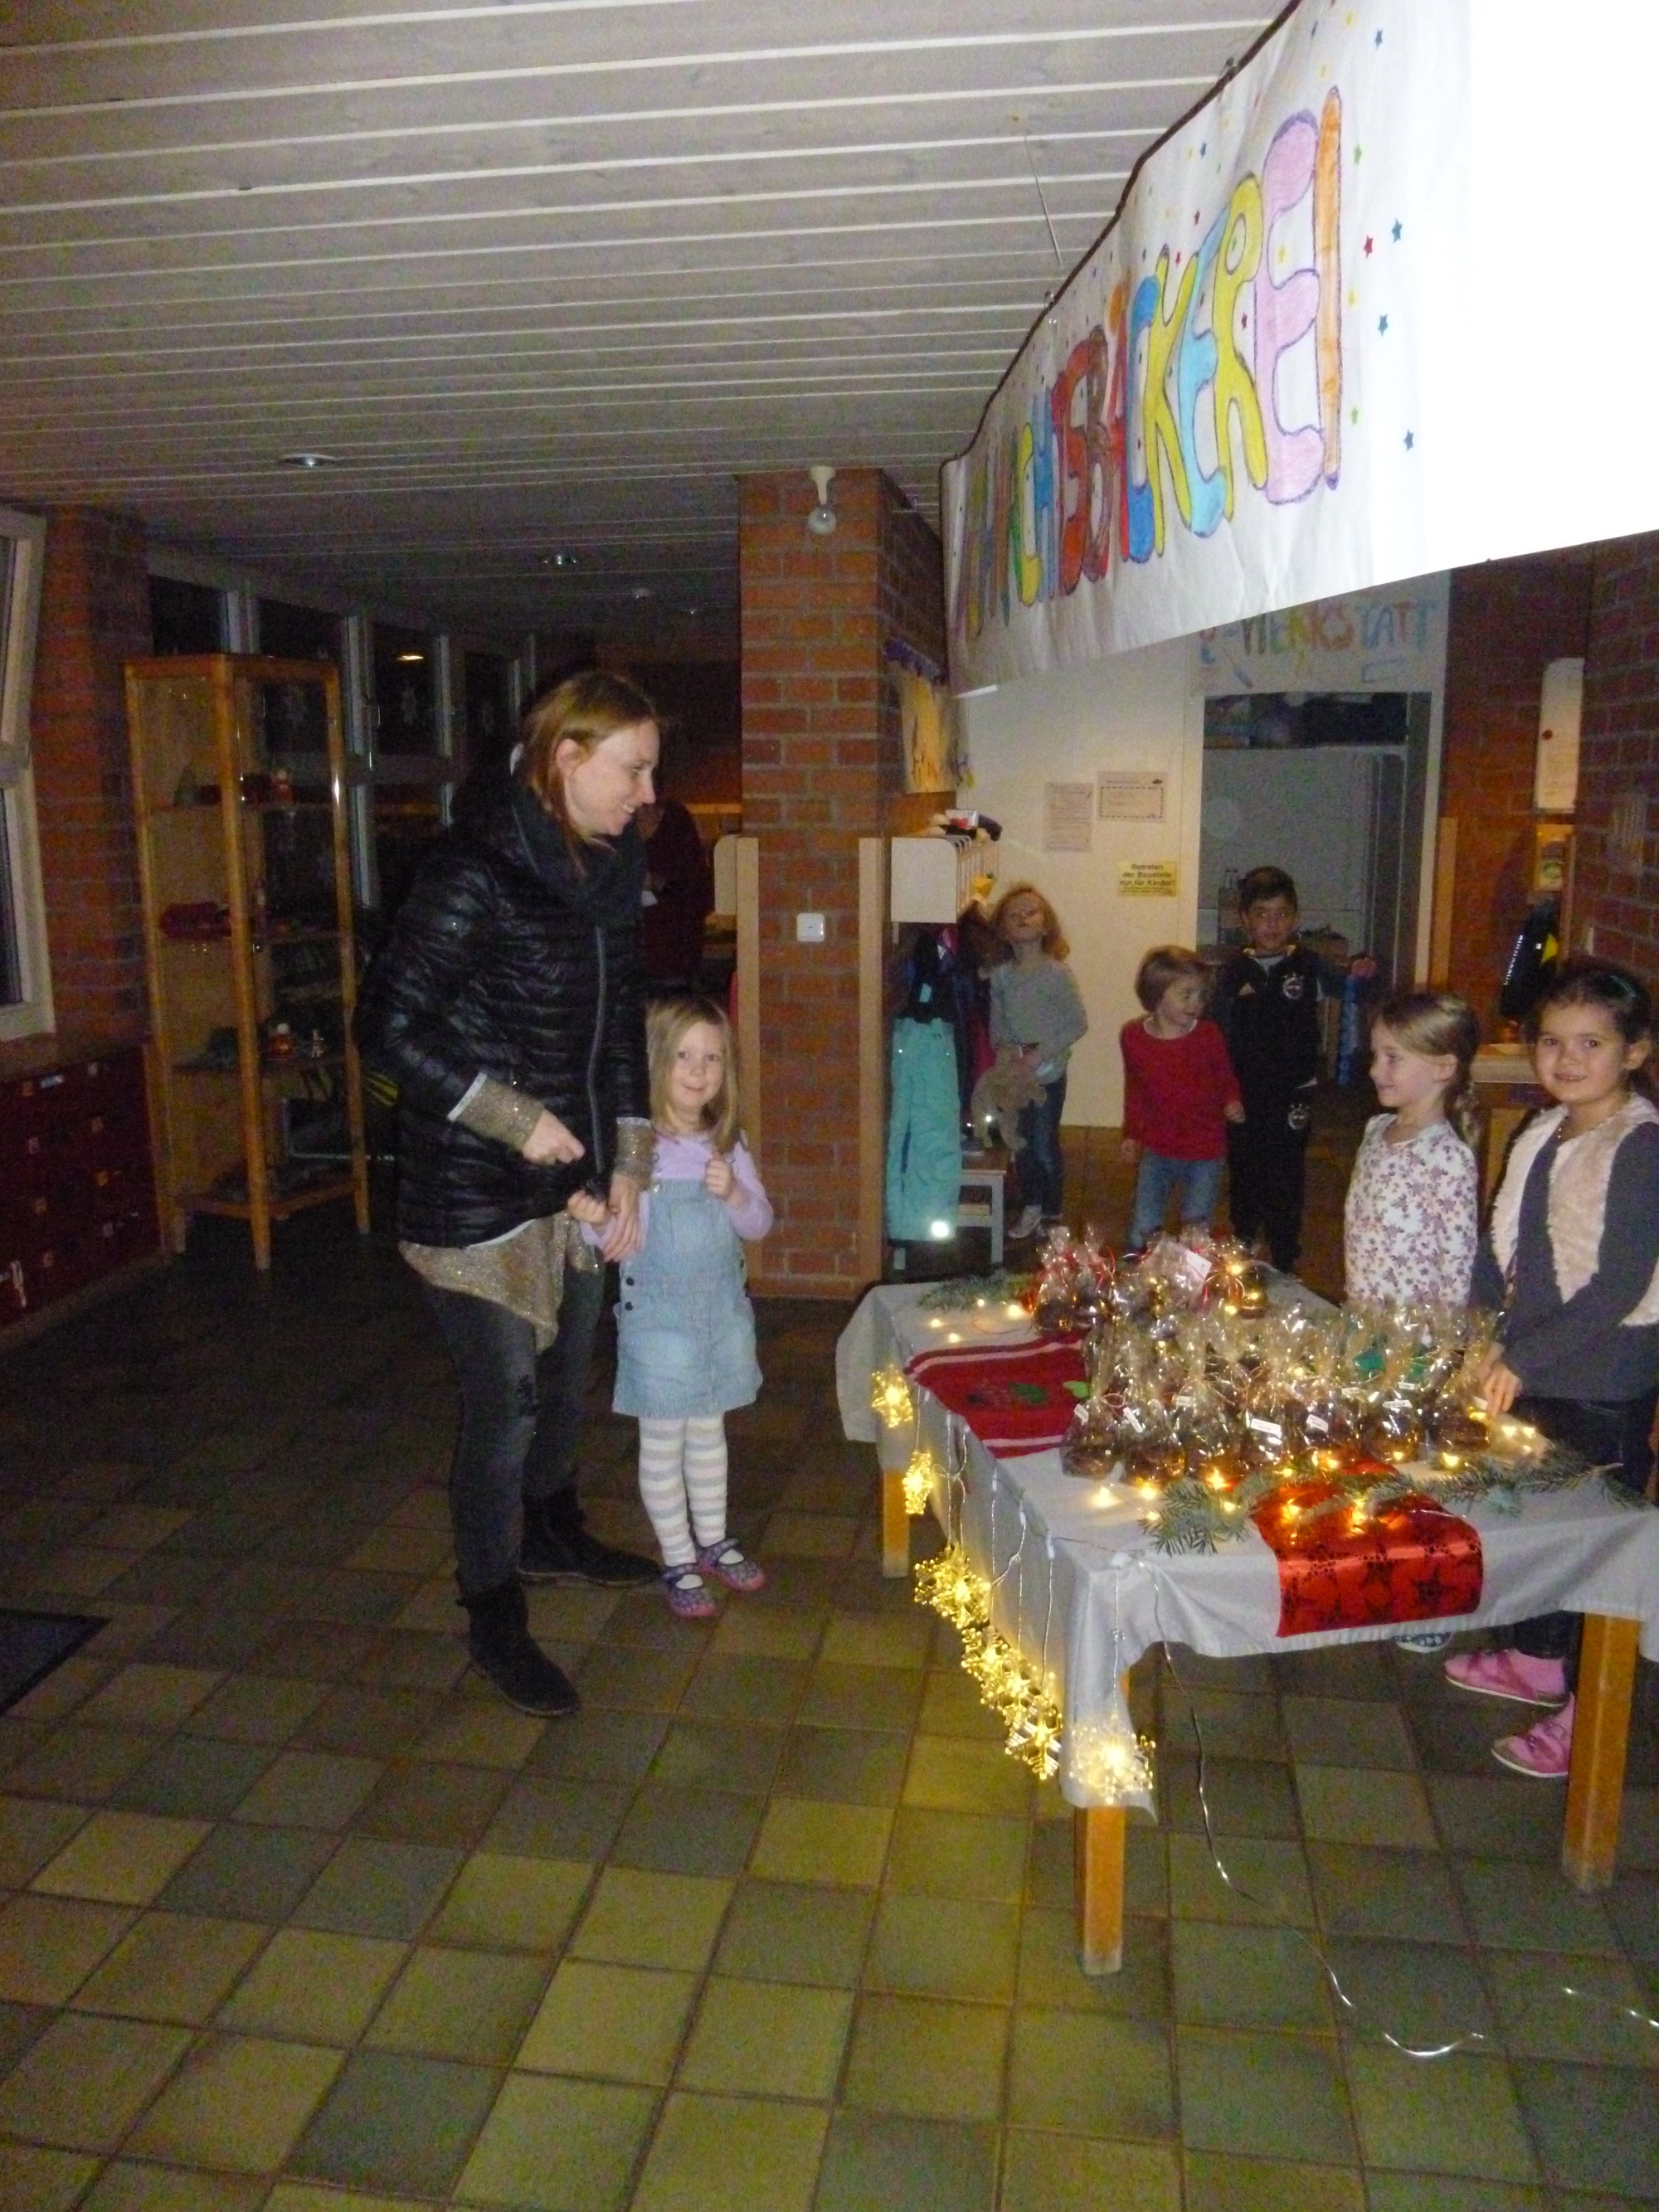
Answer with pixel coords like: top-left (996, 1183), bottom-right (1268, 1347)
top-left (871, 1232), bottom-right (1607, 1810)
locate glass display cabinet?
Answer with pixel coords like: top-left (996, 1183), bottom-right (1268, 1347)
top-left (124, 653), bottom-right (370, 1269)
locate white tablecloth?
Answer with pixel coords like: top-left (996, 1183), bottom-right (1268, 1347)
top-left (839, 1284), bottom-right (1659, 1808)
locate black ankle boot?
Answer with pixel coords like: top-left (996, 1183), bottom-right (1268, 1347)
top-left (461, 1580), bottom-right (579, 1716)
top-left (519, 1491), bottom-right (659, 1587)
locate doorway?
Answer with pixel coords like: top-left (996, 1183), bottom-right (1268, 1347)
top-left (1197, 691), bottom-right (1432, 986)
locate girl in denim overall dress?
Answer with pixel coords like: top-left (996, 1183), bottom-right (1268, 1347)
top-left (613, 994), bottom-right (775, 1616)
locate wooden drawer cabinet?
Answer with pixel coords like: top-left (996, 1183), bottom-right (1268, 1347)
top-left (0, 1047), bottom-right (163, 1333)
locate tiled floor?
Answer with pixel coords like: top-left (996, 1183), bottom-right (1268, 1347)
top-left (0, 1118), bottom-right (1656, 2210)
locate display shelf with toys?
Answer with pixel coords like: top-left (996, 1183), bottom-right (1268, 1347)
top-left (124, 654), bottom-right (370, 1270)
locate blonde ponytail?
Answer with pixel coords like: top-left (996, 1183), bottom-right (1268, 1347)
top-left (1373, 990), bottom-right (1481, 1148)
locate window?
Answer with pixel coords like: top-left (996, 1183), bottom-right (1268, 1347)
top-left (350, 623), bottom-right (458, 920)
top-left (148, 574), bottom-right (225, 655)
top-left (372, 623), bottom-right (440, 754)
top-left (0, 506), bottom-right (51, 1040)
top-left (463, 650), bottom-right (516, 766)
top-left (257, 598), bottom-right (342, 664)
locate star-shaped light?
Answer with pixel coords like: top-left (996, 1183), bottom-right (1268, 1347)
top-left (870, 1368), bottom-right (913, 1427)
top-left (901, 1450), bottom-right (938, 1517)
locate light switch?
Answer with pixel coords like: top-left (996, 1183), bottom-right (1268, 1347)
top-left (795, 912), bottom-right (826, 943)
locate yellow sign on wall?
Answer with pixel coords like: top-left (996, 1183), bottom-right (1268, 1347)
top-left (1117, 861), bottom-right (1178, 898)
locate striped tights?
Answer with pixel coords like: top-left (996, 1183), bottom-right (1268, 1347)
top-left (636, 1415), bottom-right (730, 1568)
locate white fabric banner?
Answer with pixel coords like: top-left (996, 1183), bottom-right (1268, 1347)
top-left (942, 0), bottom-right (1659, 691)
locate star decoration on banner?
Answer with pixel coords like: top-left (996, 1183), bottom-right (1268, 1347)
top-left (1378, 314), bottom-right (1389, 334)
top-left (1364, 236), bottom-right (1374, 256)
top-left (1375, 26), bottom-right (1384, 43)
top-left (1404, 431), bottom-right (1415, 450)
top-left (1392, 220), bottom-right (1404, 241)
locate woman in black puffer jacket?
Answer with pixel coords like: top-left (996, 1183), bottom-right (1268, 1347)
top-left (357, 672), bottom-right (663, 1714)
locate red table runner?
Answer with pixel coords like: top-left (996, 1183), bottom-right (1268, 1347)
top-left (1253, 1472), bottom-right (1484, 1637)
top-left (905, 1337), bottom-right (1087, 1457)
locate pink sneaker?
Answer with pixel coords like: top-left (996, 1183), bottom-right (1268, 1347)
top-left (696, 1539), bottom-right (766, 1593)
top-left (1492, 1696), bottom-right (1575, 1777)
top-left (1443, 1648), bottom-right (1567, 1706)
top-left (662, 1564), bottom-right (718, 1619)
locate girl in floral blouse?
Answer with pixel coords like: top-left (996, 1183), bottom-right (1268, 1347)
top-left (1343, 991), bottom-right (1481, 1310)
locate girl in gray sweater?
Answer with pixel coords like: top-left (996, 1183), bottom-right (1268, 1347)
top-left (988, 883), bottom-right (1089, 1237)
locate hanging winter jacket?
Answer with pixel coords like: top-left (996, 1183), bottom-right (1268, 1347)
top-left (885, 1018), bottom-right (963, 1242)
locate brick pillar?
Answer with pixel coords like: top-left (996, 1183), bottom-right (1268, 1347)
top-left (29, 507), bottom-right (152, 1043)
top-left (1439, 553), bottom-right (1593, 1033)
top-left (739, 470), bottom-right (945, 1296)
top-left (1575, 531), bottom-right (1659, 976)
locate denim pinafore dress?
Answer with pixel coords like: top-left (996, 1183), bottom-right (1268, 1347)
top-left (613, 1173), bottom-right (761, 1418)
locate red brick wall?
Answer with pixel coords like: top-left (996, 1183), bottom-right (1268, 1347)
top-left (28, 508), bottom-right (152, 1045)
top-left (1440, 552), bottom-right (1593, 1033)
top-left (739, 469), bottom-right (945, 1294)
top-left (1574, 532), bottom-right (1659, 981)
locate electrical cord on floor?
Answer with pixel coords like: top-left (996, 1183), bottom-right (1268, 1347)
top-left (1149, 1594), bottom-right (1659, 2052)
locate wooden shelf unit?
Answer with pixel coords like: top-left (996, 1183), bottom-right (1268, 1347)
top-left (124, 653), bottom-right (371, 1269)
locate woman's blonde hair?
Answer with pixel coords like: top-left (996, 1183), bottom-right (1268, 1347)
top-left (990, 882), bottom-right (1069, 960)
top-left (647, 993), bottom-right (741, 1153)
top-left (1372, 990), bottom-right (1481, 1146)
top-left (518, 669), bottom-right (658, 840)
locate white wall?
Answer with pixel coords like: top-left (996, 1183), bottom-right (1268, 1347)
top-left (960, 636), bottom-right (1202, 1128)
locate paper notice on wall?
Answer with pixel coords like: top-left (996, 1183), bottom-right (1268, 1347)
top-left (1043, 783), bottom-right (1094, 851)
top-left (1097, 772), bottom-right (1166, 822)
top-left (1117, 861), bottom-right (1179, 897)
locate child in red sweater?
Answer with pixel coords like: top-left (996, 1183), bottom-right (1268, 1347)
top-left (1120, 946), bottom-right (1243, 1249)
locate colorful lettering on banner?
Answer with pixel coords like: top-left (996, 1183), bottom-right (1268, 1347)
top-left (948, 76), bottom-right (1345, 637)
top-left (1212, 173), bottom-right (1267, 523)
top-left (1256, 111), bottom-right (1326, 505)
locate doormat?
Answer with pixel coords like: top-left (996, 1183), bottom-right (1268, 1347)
top-left (0, 1610), bottom-right (105, 1715)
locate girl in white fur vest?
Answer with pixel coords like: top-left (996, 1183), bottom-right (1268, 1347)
top-left (1444, 960), bottom-right (1659, 1778)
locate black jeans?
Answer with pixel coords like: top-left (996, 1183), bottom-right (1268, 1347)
top-left (1226, 1094), bottom-right (1312, 1272)
top-left (422, 1258), bottom-right (606, 1598)
top-left (1508, 1392), bottom-right (1658, 1668)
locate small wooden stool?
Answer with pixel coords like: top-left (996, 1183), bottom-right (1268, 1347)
top-left (957, 1159), bottom-right (1006, 1265)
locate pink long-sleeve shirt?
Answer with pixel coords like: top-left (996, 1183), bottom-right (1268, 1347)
top-left (641, 1130), bottom-right (774, 1242)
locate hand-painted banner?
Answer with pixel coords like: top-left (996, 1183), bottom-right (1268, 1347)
top-left (946, 0), bottom-right (1659, 691)
top-left (1196, 573), bottom-right (1447, 696)
top-left (943, 0), bottom-right (1459, 688)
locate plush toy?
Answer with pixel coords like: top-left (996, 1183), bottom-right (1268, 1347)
top-left (969, 1048), bottom-right (1046, 1155)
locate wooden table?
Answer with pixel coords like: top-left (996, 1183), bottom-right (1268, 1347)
top-left (839, 1284), bottom-right (1659, 1974)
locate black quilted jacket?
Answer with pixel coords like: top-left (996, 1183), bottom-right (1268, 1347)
top-left (354, 761), bottom-right (649, 1247)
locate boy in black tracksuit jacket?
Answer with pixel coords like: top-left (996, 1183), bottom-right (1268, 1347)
top-left (1214, 868), bottom-right (1324, 1272)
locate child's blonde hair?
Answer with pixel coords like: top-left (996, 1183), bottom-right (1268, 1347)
top-left (990, 882), bottom-right (1069, 960)
top-left (1135, 945), bottom-right (1209, 1014)
top-left (1372, 990), bottom-right (1481, 1145)
top-left (646, 993), bottom-right (741, 1152)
